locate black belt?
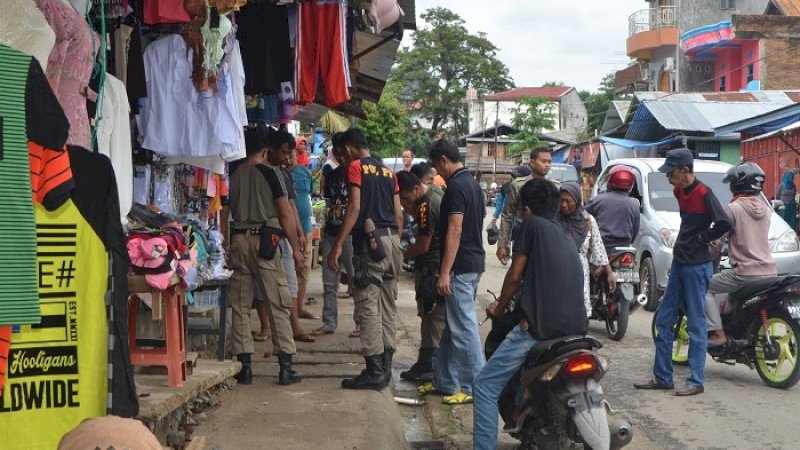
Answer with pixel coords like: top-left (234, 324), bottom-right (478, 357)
top-left (232, 226), bottom-right (264, 235)
top-left (373, 227), bottom-right (398, 238)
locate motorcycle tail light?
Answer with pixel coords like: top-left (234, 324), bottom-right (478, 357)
top-left (563, 354), bottom-right (598, 377)
top-left (613, 253), bottom-right (635, 269)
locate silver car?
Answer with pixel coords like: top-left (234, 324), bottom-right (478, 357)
top-left (592, 158), bottom-right (800, 311)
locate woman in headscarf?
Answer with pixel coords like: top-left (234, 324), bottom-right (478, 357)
top-left (776, 171), bottom-right (797, 230)
top-left (295, 136), bottom-right (311, 167)
top-left (557, 182), bottom-right (615, 317)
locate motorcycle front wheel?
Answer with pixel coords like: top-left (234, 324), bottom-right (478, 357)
top-left (605, 291), bottom-right (629, 341)
top-left (650, 308), bottom-right (689, 365)
top-left (753, 309), bottom-right (800, 389)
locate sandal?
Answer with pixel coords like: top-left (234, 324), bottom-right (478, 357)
top-left (349, 328), bottom-right (360, 338)
top-left (305, 297), bottom-right (318, 305)
top-left (442, 392), bottom-right (473, 405)
top-left (253, 332), bottom-right (270, 342)
top-left (294, 333), bottom-right (316, 343)
top-left (633, 379), bottom-right (674, 390)
top-left (337, 291), bottom-right (351, 299)
top-left (416, 382), bottom-right (441, 395)
top-left (299, 310), bottom-right (321, 320)
top-left (311, 326), bottom-right (334, 336)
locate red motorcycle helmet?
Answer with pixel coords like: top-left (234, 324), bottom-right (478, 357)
top-left (608, 166), bottom-right (635, 191)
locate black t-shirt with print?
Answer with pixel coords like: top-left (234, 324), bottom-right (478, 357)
top-left (347, 156), bottom-right (399, 236)
top-left (415, 184), bottom-right (443, 268)
top-left (513, 215), bottom-right (587, 340)
top-left (324, 165), bottom-right (348, 236)
top-left (439, 168), bottom-right (485, 274)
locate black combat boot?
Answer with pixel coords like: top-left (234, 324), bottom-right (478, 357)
top-left (382, 348), bottom-right (395, 385)
top-left (400, 347), bottom-right (434, 381)
top-left (278, 353), bottom-right (303, 385)
top-left (235, 353), bottom-right (253, 385)
top-left (341, 355), bottom-right (386, 390)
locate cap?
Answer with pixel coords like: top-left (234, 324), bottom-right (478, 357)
top-left (658, 148), bottom-right (694, 173)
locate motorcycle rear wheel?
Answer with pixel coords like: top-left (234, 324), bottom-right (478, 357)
top-left (606, 292), bottom-right (629, 341)
top-left (650, 309), bottom-right (689, 365)
top-left (753, 309), bottom-right (800, 389)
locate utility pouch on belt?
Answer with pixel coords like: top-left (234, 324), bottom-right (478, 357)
top-left (364, 218), bottom-right (387, 262)
top-left (352, 253), bottom-right (370, 288)
top-left (417, 274), bottom-right (444, 314)
top-left (258, 226), bottom-right (283, 260)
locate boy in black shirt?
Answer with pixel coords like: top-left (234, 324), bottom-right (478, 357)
top-left (327, 128), bottom-right (403, 390)
top-left (472, 178), bottom-right (585, 450)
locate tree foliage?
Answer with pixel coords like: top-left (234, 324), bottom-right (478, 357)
top-left (390, 7), bottom-right (514, 134)
top-left (578, 72), bottom-right (616, 139)
top-left (360, 85), bottom-right (408, 158)
top-left (508, 97), bottom-right (557, 156)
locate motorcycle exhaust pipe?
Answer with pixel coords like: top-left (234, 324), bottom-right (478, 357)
top-left (609, 419), bottom-right (634, 449)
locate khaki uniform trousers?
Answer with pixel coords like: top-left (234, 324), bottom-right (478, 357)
top-left (353, 233), bottom-right (402, 357)
top-left (414, 266), bottom-right (446, 349)
top-left (227, 233), bottom-right (295, 355)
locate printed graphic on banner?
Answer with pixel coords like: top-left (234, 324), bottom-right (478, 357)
top-left (0, 201), bottom-right (108, 450)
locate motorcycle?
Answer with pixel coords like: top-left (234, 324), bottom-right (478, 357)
top-left (589, 247), bottom-right (646, 341)
top-left (651, 273), bottom-right (800, 389)
top-left (485, 291), bottom-right (633, 450)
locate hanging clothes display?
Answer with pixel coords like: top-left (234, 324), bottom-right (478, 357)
top-left (295, 0), bottom-right (351, 107)
top-left (34, 0), bottom-right (98, 150)
top-left (142, 0), bottom-right (191, 25)
top-left (138, 34), bottom-right (245, 173)
top-left (96, 73), bottom-right (134, 224)
top-left (0, 0), bottom-right (56, 67)
top-left (237, 2), bottom-right (293, 96)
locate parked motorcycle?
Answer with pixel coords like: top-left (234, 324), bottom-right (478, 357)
top-left (651, 274), bottom-right (800, 389)
top-left (590, 247), bottom-right (646, 341)
top-left (485, 291), bottom-right (633, 450)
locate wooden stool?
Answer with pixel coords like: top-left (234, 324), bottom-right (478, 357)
top-left (128, 275), bottom-right (186, 387)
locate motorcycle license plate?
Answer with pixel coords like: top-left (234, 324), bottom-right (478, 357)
top-left (614, 271), bottom-right (639, 283)
top-left (788, 300), bottom-right (800, 320)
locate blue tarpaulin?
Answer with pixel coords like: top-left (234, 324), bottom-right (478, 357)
top-left (598, 136), bottom-right (678, 149)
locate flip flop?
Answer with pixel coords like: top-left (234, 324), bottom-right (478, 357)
top-left (349, 328), bottom-right (360, 338)
top-left (299, 310), bottom-right (321, 320)
top-left (294, 334), bottom-right (316, 343)
top-left (311, 327), bottom-right (334, 336)
top-left (442, 392), bottom-right (473, 405)
top-left (253, 332), bottom-right (270, 342)
top-left (305, 297), bottom-right (319, 305)
top-left (337, 291), bottom-right (351, 299)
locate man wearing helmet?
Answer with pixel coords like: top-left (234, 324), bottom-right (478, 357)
top-left (705, 162), bottom-right (777, 347)
top-left (586, 165), bottom-right (641, 255)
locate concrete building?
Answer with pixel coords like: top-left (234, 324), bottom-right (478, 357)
top-left (466, 86), bottom-right (587, 140)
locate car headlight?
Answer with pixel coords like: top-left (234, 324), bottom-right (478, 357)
top-left (659, 228), bottom-right (679, 248)
top-left (774, 230), bottom-right (800, 253)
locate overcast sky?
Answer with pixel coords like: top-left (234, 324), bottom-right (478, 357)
top-left (410, 0), bottom-right (643, 92)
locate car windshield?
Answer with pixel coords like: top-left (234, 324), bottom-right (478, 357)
top-left (547, 165), bottom-right (579, 183)
top-left (647, 172), bottom-right (733, 212)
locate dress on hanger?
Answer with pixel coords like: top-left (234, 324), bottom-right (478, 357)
top-left (35, 0), bottom-right (99, 149)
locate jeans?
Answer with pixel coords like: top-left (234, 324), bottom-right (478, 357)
top-left (433, 272), bottom-right (485, 395)
top-left (473, 324), bottom-right (537, 450)
top-left (321, 234), bottom-right (355, 330)
top-left (279, 238), bottom-right (299, 298)
top-left (654, 261), bottom-right (712, 387)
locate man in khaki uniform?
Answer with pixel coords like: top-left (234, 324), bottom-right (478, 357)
top-left (496, 147), bottom-right (559, 264)
top-left (228, 129), bottom-right (305, 385)
top-left (328, 128), bottom-right (404, 390)
top-left (396, 171), bottom-right (446, 381)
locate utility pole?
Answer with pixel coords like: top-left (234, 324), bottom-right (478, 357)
top-left (675, 0), bottom-right (681, 92)
top-left (493, 101), bottom-right (499, 183)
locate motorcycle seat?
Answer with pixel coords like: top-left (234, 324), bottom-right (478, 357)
top-left (525, 335), bottom-right (602, 367)
top-left (729, 275), bottom-right (800, 301)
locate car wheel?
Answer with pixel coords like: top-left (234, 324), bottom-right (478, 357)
top-left (640, 256), bottom-right (659, 311)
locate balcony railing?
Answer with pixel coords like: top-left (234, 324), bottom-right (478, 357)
top-left (628, 6), bottom-right (677, 36)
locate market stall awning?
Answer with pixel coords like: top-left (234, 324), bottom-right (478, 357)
top-left (599, 136), bottom-right (678, 149)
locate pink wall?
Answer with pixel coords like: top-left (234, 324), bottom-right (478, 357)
top-left (714, 41), bottom-right (760, 91)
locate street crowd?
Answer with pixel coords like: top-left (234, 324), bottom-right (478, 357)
top-left (225, 126), bottom-right (776, 449)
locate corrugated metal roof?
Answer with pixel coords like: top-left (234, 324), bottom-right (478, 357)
top-left (644, 101), bottom-right (791, 132)
top-left (485, 86), bottom-right (573, 102)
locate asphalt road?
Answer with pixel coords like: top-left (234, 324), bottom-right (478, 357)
top-left (475, 229), bottom-right (800, 450)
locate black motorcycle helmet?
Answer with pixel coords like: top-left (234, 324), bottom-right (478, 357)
top-left (511, 165), bottom-right (532, 179)
top-left (722, 162), bottom-right (765, 195)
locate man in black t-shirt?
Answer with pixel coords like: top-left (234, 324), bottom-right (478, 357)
top-left (328, 128), bottom-right (403, 390)
top-left (472, 178), bottom-right (586, 449)
top-left (314, 133), bottom-right (357, 336)
top-left (397, 171), bottom-right (446, 382)
top-left (416, 140), bottom-right (486, 405)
